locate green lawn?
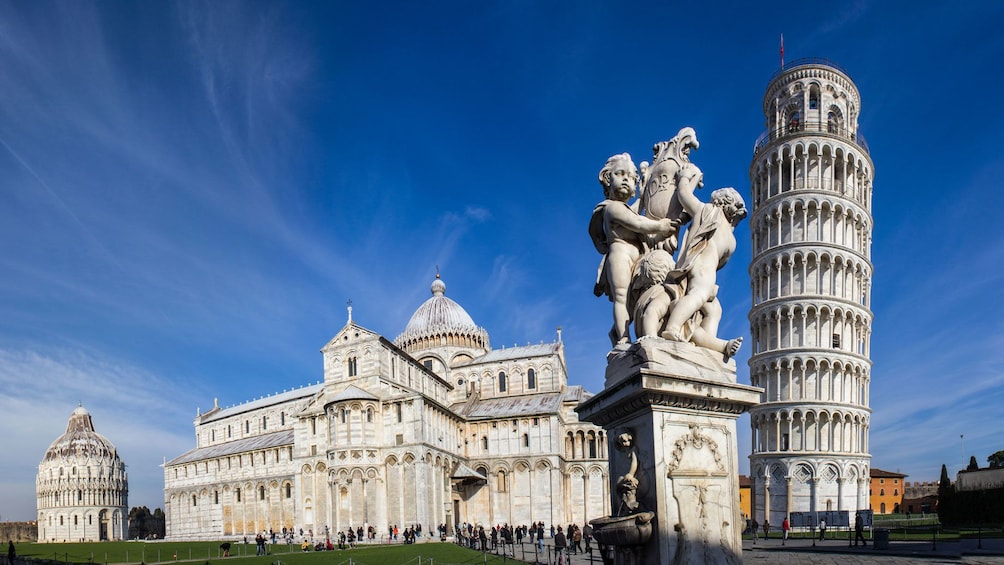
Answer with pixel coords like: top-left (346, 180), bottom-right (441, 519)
top-left (11, 541), bottom-right (532, 565)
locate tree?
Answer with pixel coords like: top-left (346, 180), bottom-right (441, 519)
top-left (968, 456), bottom-right (980, 471)
top-left (938, 463), bottom-right (955, 524)
top-left (128, 506), bottom-right (166, 540)
top-left (128, 506), bottom-right (151, 540)
top-left (988, 450), bottom-right (1004, 469)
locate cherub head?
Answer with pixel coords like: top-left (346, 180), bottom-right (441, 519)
top-left (598, 153), bottom-right (639, 201)
top-left (710, 187), bottom-right (748, 225)
top-left (616, 430), bottom-right (635, 450)
top-left (638, 249), bottom-right (675, 286)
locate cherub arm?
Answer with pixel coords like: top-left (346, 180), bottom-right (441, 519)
top-left (675, 165), bottom-right (705, 218)
top-left (606, 200), bottom-right (676, 235)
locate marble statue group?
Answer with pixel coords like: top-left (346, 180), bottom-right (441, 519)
top-left (590, 127), bottom-right (746, 360)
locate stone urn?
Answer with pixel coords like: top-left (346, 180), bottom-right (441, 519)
top-left (589, 511), bottom-right (656, 546)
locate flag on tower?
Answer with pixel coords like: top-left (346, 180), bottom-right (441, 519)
top-left (780, 33), bottom-right (785, 68)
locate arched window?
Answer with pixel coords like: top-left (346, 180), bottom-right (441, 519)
top-left (588, 436), bottom-right (597, 458)
top-left (192, 495), bottom-right (197, 506)
top-left (281, 412), bottom-right (286, 426)
top-left (340, 409), bottom-right (347, 424)
top-left (498, 371), bottom-right (507, 392)
top-left (285, 484), bottom-right (292, 498)
top-left (527, 369), bottom-right (536, 390)
top-left (214, 491), bottom-right (219, 504)
top-left (482, 436), bottom-right (489, 451)
top-left (523, 433), bottom-right (529, 448)
top-left (366, 408), bottom-right (373, 423)
top-left (245, 421), bottom-right (249, 433)
top-left (880, 502), bottom-right (886, 513)
top-left (497, 470), bottom-right (507, 492)
top-left (262, 416), bottom-right (267, 430)
top-left (259, 486), bottom-right (266, 500)
top-left (880, 488), bottom-right (885, 496)
top-left (236, 488), bottom-right (241, 502)
top-left (348, 356), bottom-right (358, 377)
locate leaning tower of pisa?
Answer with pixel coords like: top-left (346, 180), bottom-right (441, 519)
top-left (747, 58), bottom-right (874, 526)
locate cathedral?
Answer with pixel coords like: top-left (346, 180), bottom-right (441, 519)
top-left (36, 406), bottom-right (129, 542)
top-left (164, 275), bottom-right (609, 540)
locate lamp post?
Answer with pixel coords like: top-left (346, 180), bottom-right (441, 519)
top-left (961, 434), bottom-right (965, 469)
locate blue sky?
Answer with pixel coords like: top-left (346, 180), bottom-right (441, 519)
top-left (1, 1), bottom-right (1002, 521)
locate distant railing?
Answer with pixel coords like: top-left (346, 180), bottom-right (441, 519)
top-left (766, 57), bottom-right (854, 85)
top-left (753, 121), bottom-right (869, 155)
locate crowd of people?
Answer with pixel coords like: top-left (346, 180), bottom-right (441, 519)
top-left (454, 521), bottom-right (594, 564)
top-left (219, 519), bottom-right (594, 563)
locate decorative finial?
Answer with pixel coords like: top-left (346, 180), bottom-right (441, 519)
top-left (557, 326), bottom-right (563, 342)
top-left (435, 265), bottom-right (441, 279)
top-left (214, 397), bottom-right (219, 409)
top-left (347, 299), bottom-right (353, 323)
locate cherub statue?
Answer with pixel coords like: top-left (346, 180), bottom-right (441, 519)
top-left (661, 162), bottom-right (746, 359)
top-left (590, 153), bottom-right (678, 346)
top-left (615, 430), bottom-right (640, 514)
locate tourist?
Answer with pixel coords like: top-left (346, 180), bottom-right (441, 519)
top-left (553, 526), bottom-right (567, 565)
top-left (781, 517), bottom-right (789, 545)
top-left (501, 524), bottom-right (514, 557)
top-left (571, 525), bottom-right (582, 554)
top-left (854, 513), bottom-right (867, 546)
top-left (9, 540), bottom-right (16, 565)
top-left (762, 520), bottom-right (769, 540)
top-left (583, 523), bottom-right (593, 552)
top-left (219, 542), bottom-right (230, 558)
top-left (818, 517), bottom-right (826, 541)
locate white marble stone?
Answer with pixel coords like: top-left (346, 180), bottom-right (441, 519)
top-left (577, 360), bottom-right (760, 564)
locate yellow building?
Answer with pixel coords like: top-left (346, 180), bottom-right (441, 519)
top-left (739, 475), bottom-right (751, 521)
top-left (870, 468), bottom-right (906, 514)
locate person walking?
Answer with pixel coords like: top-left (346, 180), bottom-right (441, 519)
top-left (8, 540), bottom-right (15, 565)
top-left (818, 518), bottom-right (827, 541)
top-left (855, 513), bottom-right (868, 546)
top-left (781, 517), bottom-right (789, 545)
top-left (553, 526), bottom-right (567, 565)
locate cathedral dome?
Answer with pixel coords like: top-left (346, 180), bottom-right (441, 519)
top-left (42, 405), bottom-right (119, 462)
top-left (394, 274), bottom-right (490, 355)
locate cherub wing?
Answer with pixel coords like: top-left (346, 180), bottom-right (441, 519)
top-left (589, 202), bottom-right (608, 254)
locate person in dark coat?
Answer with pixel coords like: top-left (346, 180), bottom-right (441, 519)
top-left (8, 540), bottom-right (15, 565)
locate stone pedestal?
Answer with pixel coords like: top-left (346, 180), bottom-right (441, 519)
top-left (576, 339), bottom-right (761, 565)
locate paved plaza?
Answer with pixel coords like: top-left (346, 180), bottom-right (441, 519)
top-left (479, 535), bottom-right (1004, 565)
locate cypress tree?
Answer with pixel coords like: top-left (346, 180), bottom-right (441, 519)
top-left (938, 463), bottom-right (954, 524)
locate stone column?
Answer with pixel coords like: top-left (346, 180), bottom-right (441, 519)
top-left (786, 477), bottom-right (793, 520)
top-left (577, 341), bottom-right (761, 565)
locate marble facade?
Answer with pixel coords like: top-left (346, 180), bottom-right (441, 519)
top-left (164, 275), bottom-right (608, 540)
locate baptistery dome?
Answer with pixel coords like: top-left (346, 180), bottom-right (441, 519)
top-left (37, 406), bottom-right (128, 542)
top-left (43, 406), bottom-right (119, 461)
top-left (394, 274), bottom-right (490, 357)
